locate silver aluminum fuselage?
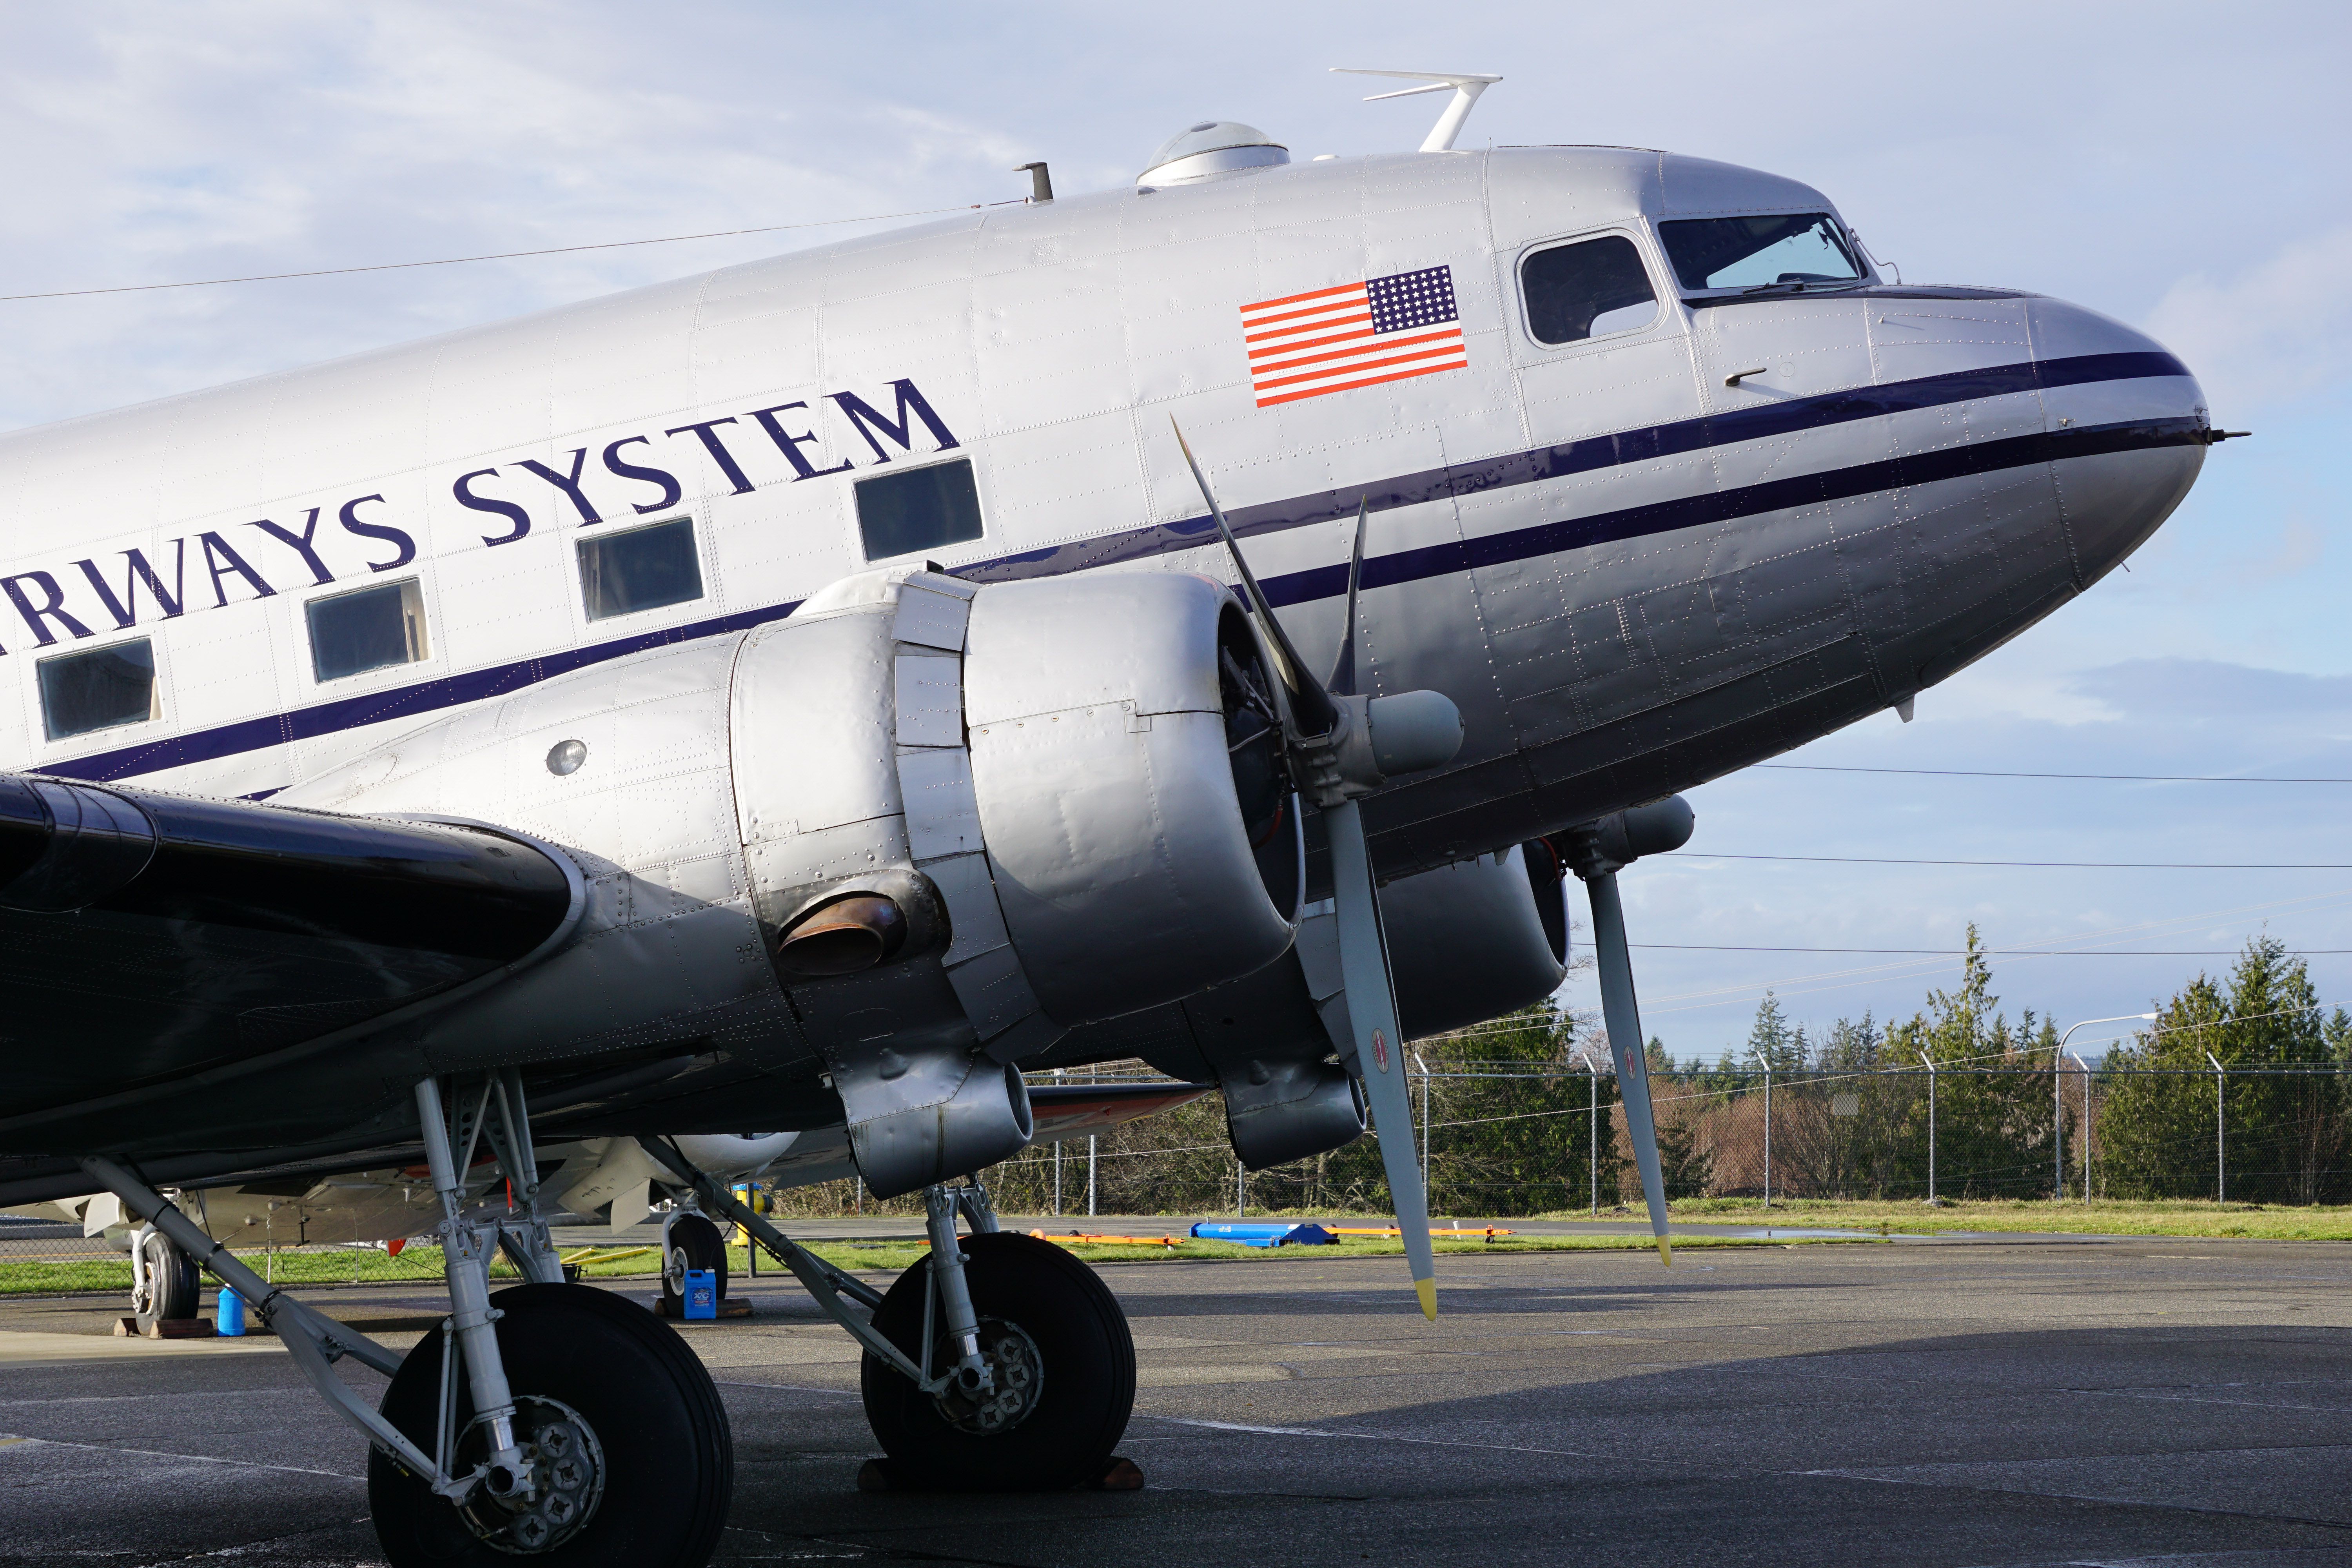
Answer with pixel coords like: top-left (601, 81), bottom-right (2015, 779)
top-left (0, 146), bottom-right (2204, 878)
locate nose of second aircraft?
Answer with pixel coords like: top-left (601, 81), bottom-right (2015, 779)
top-left (2027, 295), bottom-right (2212, 586)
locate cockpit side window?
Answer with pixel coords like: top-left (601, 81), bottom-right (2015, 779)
top-left (1520, 235), bottom-right (1659, 346)
top-left (1659, 214), bottom-right (1863, 292)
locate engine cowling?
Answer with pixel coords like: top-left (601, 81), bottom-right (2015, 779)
top-left (1115, 840), bottom-right (1570, 1170)
top-left (278, 568), bottom-right (1301, 1198)
top-left (1382, 841), bottom-right (1569, 1040)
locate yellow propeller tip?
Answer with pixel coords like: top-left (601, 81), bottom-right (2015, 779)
top-left (1657, 1238), bottom-right (1673, 1267)
top-left (1415, 1277), bottom-right (1438, 1320)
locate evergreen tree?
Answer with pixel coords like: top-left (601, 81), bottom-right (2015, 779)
top-left (1745, 991), bottom-right (1809, 1074)
top-left (2099, 937), bottom-right (2345, 1201)
top-left (1882, 926), bottom-right (2054, 1198)
top-left (1812, 1010), bottom-right (1918, 1197)
top-left (1405, 1004), bottom-right (1624, 1214)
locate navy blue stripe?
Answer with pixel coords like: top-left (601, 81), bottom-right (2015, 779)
top-left (955, 350), bottom-right (2189, 583)
top-left (51, 602), bottom-right (801, 783)
top-left (45, 352), bottom-right (2197, 784)
top-left (1255, 416), bottom-right (2206, 608)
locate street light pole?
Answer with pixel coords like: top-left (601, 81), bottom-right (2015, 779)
top-left (2055, 1015), bottom-right (2157, 1201)
top-left (1584, 1056), bottom-right (1600, 1216)
top-left (1414, 1050), bottom-right (1431, 1192)
top-left (1918, 1048), bottom-right (1936, 1204)
top-left (2205, 1049), bottom-right (2227, 1202)
top-left (2067, 1050), bottom-right (2094, 1200)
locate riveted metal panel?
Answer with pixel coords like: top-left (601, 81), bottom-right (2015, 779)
top-left (963, 572), bottom-right (1227, 725)
top-left (892, 655), bottom-right (964, 749)
top-left (730, 613), bottom-right (899, 844)
top-left (922, 850), bottom-right (1009, 966)
top-left (896, 746), bottom-right (982, 860)
top-left (943, 941), bottom-right (1042, 1042)
top-left (892, 575), bottom-right (976, 652)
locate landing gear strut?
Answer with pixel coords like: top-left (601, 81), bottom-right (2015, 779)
top-left (80, 1073), bottom-right (733, 1566)
top-left (860, 1223), bottom-right (1134, 1490)
top-left (127, 1223), bottom-right (198, 1328)
top-left (369, 1284), bottom-right (730, 1565)
top-left (661, 1210), bottom-right (730, 1312)
top-left (636, 1138), bottom-right (1138, 1492)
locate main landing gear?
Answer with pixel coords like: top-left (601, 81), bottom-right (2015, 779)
top-left (127, 1223), bottom-right (199, 1330)
top-left (81, 1070), bottom-right (733, 1568)
top-left (370, 1283), bottom-right (730, 1563)
top-left (637, 1138), bottom-right (1138, 1493)
top-left (661, 1210), bottom-right (730, 1313)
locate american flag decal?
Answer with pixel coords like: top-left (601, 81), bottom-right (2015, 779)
top-left (1240, 265), bottom-right (1468, 408)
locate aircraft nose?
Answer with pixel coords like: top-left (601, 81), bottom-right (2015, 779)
top-left (2027, 295), bottom-right (2212, 584)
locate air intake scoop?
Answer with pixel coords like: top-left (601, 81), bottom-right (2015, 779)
top-left (1139, 121), bottom-right (1289, 187)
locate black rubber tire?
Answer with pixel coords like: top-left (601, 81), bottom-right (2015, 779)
top-left (860, 1231), bottom-right (1134, 1492)
top-left (661, 1213), bottom-right (730, 1307)
top-left (368, 1284), bottom-right (731, 1568)
top-left (133, 1231), bottom-right (200, 1324)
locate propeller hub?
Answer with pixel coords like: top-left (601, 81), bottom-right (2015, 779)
top-left (1292, 690), bottom-right (1464, 807)
top-left (1559, 796), bottom-right (1696, 878)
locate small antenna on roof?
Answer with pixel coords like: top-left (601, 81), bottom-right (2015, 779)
top-left (1331, 68), bottom-right (1502, 152)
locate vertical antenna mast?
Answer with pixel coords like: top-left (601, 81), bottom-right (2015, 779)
top-left (1331, 68), bottom-right (1503, 152)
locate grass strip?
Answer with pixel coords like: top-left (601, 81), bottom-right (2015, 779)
top-left (0, 1232), bottom-right (1806, 1297)
top-left (1591, 1196), bottom-right (2352, 1241)
top-left (14, 1197), bottom-right (2343, 1298)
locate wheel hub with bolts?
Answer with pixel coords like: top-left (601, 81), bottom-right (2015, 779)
top-left (932, 1319), bottom-right (1043, 1437)
top-left (454, 1394), bottom-right (605, 1553)
top-left (130, 1250), bottom-right (160, 1317)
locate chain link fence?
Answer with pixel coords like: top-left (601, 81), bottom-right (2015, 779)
top-left (14, 1001), bottom-right (2352, 1299)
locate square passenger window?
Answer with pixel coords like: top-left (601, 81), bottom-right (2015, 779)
top-left (1521, 235), bottom-right (1659, 345)
top-left (306, 578), bottom-right (428, 682)
top-left (38, 639), bottom-right (158, 741)
top-left (855, 458), bottom-right (984, 562)
top-left (577, 516), bottom-right (704, 621)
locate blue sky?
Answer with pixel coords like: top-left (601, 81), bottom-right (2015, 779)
top-left (2, 3), bottom-right (2347, 1061)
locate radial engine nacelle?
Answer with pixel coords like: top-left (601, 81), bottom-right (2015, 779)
top-left (1128, 838), bottom-right (1570, 1170)
top-left (279, 568), bottom-right (1302, 1199)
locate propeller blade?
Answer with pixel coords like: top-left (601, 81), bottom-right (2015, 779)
top-left (1327, 497), bottom-right (1368, 697)
top-left (1583, 868), bottom-right (1671, 1265)
top-left (1170, 418), bottom-right (1338, 737)
top-left (1174, 423), bottom-right (1440, 1316)
top-left (1324, 797), bottom-right (1437, 1318)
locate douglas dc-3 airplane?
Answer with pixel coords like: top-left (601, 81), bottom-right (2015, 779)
top-left (0, 71), bottom-right (2219, 1566)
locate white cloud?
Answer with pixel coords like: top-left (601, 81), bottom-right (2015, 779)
top-left (2145, 225), bottom-right (2352, 416)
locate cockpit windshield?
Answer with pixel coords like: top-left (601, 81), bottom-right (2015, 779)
top-left (1658, 213), bottom-right (1864, 292)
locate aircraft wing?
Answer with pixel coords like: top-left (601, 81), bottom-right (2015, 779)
top-left (0, 773), bottom-right (579, 1200)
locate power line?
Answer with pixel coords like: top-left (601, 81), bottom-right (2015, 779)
top-left (0, 201), bottom-right (1023, 304)
top-left (1693, 854), bottom-right (2352, 869)
top-left (1632, 944), bottom-right (2352, 956)
top-left (1755, 764), bottom-right (2352, 784)
top-left (1615, 894), bottom-right (2352, 1013)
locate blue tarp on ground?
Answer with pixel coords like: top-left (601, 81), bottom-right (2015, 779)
top-left (1190, 1222), bottom-right (1338, 1248)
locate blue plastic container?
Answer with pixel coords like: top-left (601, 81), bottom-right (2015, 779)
top-left (215, 1287), bottom-right (246, 1336)
top-left (682, 1268), bottom-right (717, 1320)
top-left (1190, 1222), bottom-right (1337, 1248)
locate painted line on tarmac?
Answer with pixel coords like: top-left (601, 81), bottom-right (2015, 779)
top-left (1797, 1461), bottom-right (2352, 1533)
top-left (0, 1430), bottom-right (362, 1481)
top-left (1138, 1413), bottom-right (1643, 1465)
top-left (713, 1379), bottom-right (861, 1398)
top-left (0, 1387), bottom-right (306, 1408)
top-left (2067, 1386), bottom-right (2352, 1415)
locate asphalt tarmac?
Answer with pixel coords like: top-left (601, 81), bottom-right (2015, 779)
top-left (2, 1234), bottom-right (2348, 1567)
